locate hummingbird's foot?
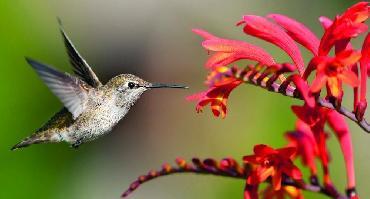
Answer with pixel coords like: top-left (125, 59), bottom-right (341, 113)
top-left (71, 139), bottom-right (83, 149)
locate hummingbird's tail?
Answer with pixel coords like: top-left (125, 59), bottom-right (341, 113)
top-left (11, 131), bottom-right (59, 150)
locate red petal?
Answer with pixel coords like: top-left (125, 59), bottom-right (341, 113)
top-left (206, 79), bottom-right (241, 97)
top-left (310, 72), bottom-right (328, 93)
top-left (319, 16), bottom-right (333, 30)
top-left (254, 144), bottom-right (276, 156)
top-left (272, 170), bottom-right (282, 190)
top-left (327, 111), bottom-right (356, 188)
top-left (192, 28), bottom-right (218, 40)
top-left (243, 155), bottom-right (259, 164)
top-left (282, 164), bottom-right (303, 180)
top-left (203, 39), bottom-right (238, 52)
top-left (258, 167), bottom-right (274, 182)
top-left (295, 120), bottom-right (314, 139)
top-left (195, 99), bottom-right (212, 113)
top-left (291, 105), bottom-right (307, 123)
top-left (360, 33), bottom-right (369, 102)
top-left (268, 14), bottom-right (320, 56)
top-left (186, 92), bottom-right (206, 101)
top-left (276, 147), bottom-right (297, 159)
top-left (205, 52), bottom-right (233, 68)
top-left (335, 50), bottom-right (362, 66)
top-left (239, 15), bottom-right (305, 74)
top-left (202, 39), bottom-right (276, 67)
top-left (327, 77), bottom-right (342, 98)
top-left (338, 70), bottom-right (360, 87)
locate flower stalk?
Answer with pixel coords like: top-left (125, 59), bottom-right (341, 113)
top-left (122, 157), bottom-right (348, 199)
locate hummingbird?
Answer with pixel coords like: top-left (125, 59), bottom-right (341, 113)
top-left (11, 21), bottom-right (188, 150)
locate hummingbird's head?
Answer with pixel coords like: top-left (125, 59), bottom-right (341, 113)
top-left (106, 74), bottom-right (188, 107)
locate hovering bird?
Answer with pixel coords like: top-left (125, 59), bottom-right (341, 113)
top-left (11, 21), bottom-right (188, 150)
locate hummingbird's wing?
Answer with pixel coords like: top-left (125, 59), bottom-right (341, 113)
top-left (26, 57), bottom-right (91, 120)
top-left (58, 19), bottom-right (102, 88)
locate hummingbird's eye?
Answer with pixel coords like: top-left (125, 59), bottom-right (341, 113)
top-left (128, 82), bottom-right (136, 89)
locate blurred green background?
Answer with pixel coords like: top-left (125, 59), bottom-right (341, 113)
top-left (0, 0), bottom-right (369, 198)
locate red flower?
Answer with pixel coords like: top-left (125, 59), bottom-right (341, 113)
top-left (285, 120), bottom-right (318, 175)
top-left (309, 50), bottom-right (361, 98)
top-left (317, 15), bottom-right (365, 116)
top-left (186, 77), bottom-right (241, 118)
top-left (291, 104), bottom-right (356, 189)
top-left (318, 2), bottom-right (369, 56)
top-left (244, 144), bottom-right (302, 190)
top-left (291, 104), bottom-right (332, 183)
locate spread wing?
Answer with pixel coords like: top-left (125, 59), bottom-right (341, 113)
top-left (26, 57), bottom-right (91, 119)
top-left (58, 19), bottom-right (102, 88)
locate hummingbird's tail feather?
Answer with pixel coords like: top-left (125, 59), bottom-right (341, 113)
top-left (11, 131), bottom-right (59, 150)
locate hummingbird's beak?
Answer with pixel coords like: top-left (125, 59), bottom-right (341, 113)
top-left (145, 83), bottom-right (189, 89)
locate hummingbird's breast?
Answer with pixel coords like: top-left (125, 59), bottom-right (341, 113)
top-left (65, 93), bottom-right (130, 143)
